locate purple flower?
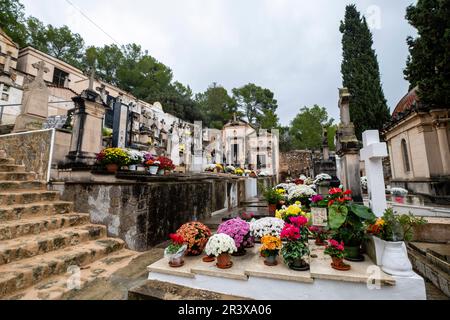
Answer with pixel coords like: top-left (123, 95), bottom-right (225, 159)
top-left (217, 218), bottom-right (250, 248)
top-left (311, 195), bottom-right (324, 203)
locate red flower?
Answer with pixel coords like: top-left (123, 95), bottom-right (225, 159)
top-left (329, 188), bottom-right (343, 195)
top-left (280, 224), bottom-right (300, 241)
top-left (169, 233), bottom-right (184, 245)
top-left (344, 190), bottom-right (352, 195)
top-left (289, 216), bottom-right (308, 227)
top-left (344, 196), bottom-right (352, 201)
top-left (328, 200), bottom-right (335, 206)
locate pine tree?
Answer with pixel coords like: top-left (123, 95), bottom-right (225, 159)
top-left (404, 0), bottom-right (450, 107)
top-left (340, 4), bottom-right (391, 140)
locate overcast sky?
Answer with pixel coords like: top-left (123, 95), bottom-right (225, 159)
top-left (21, 0), bottom-right (417, 126)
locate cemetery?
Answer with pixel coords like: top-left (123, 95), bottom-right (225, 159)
top-left (0, 0), bottom-right (449, 302)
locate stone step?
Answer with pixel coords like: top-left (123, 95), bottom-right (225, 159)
top-left (0, 238), bottom-right (125, 298)
top-left (0, 164), bottom-right (26, 173)
top-left (0, 201), bottom-right (74, 222)
top-left (0, 190), bottom-right (60, 206)
top-left (0, 213), bottom-right (90, 241)
top-left (7, 249), bottom-right (141, 300)
top-left (0, 181), bottom-right (46, 192)
top-left (0, 158), bottom-right (15, 165)
top-left (0, 225), bottom-right (107, 266)
top-left (0, 172), bottom-right (37, 181)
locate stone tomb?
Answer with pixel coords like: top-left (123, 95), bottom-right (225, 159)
top-left (147, 242), bottom-right (426, 300)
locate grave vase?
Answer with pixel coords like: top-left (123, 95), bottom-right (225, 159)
top-left (381, 241), bottom-right (414, 277)
top-left (264, 255), bottom-right (278, 266)
top-left (148, 166), bottom-right (159, 175)
top-left (128, 164), bottom-right (137, 171)
top-left (106, 164), bottom-right (119, 174)
top-left (217, 253), bottom-right (232, 269)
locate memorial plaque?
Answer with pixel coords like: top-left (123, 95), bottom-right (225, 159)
top-left (311, 207), bottom-right (328, 227)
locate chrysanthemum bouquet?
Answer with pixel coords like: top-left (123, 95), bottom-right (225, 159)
top-left (96, 148), bottom-right (130, 166)
top-left (260, 235), bottom-right (282, 257)
top-left (314, 173), bottom-right (332, 186)
top-left (287, 185), bottom-right (317, 202)
top-left (250, 217), bottom-right (285, 239)
top-left (218, 218), bottom-right (250, 249)
top-left (276, 202), bottom-right (307, 222)
top-left (176, 222), bottom-right (212, 256)
top-left (205, 234), bottom-right (237, 257)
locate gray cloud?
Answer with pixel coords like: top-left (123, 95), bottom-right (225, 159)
top-left (21, 0), bottom-right (417, 126)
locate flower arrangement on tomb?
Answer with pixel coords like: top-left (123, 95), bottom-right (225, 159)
top-left (157, 156), bottom-right (176, 171)
top-left (324, 239), bottom-right (350, 271)
top-left (287, 185), bottom-right (317, 205)
top-left (390, 187), bottom-right (409, 197)
top-left (275, 202), bottom-right (309, 223)
top-left (360, 176), bottom-right (368, 191)
top-left (225, 165), bottom-right (236, 173)
top-left (215, 164), bottom-right (224, 172)
top-left (314, 173), bottom-right (332, 186)
top-left (164, 233), bottom-right (187, 268)
top-left (234, 168), bottom-right (244, 176)
top-left (205, 234), bottom-right (237, 269)
top-left (217, 218), bottom-right (251, 255)
top-left (250, 217), bottom-right (285, 239)
top-left (240, 212), bottom-right (255, 222)
top-left (176, 222), bottom-right (212, 256)
top-left (260, 235), bottom-right (282, 266)
top-left (304, 177), bottom-right (315, 186)
top-left (311, 195), bottom-right (328, 208)
top-left (96, 148), bottom-right (130, 173)
top-left (280, 215), bottom-right (310, 271)
top-left (204, 164), bottom-right (216, 172)
top-left (309, 225), bottom-right (329, 246)
top-left (126, 149), bottom-right (143, 166)
top-left (366, 208), bottom-right (426, 242)
top-left (327, 188), bottom-right (376, 261)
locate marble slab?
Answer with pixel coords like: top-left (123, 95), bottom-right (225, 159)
top-left (147, 255), bottom-right (196, 279)
top-left (190, 251), bottom-right (252, 281)
top-left (309, 242), bottom-right (396, 286)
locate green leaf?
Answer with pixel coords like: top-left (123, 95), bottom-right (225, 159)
top-left (328, 205), bottom-right (348, 230)
top-left (349, 204), bottom-right (376, 221)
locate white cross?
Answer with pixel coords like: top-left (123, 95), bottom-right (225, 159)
top-left (360, 130), bottom-right (388, 217)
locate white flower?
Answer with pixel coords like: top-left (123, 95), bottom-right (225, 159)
top-left (299, 174), bottom-right (307, 181)
top-left (225, 165), bottom-right (236, 172)
top-left (314, 173), bottom-right (332, 185)
top-left (205, 234), bottom-right (237, 257)
top-left (390, 187), bottom-right (408, 196)
top-left (361, 176), bottom-right (368, 190)
top-left (288, 185), bottom-right (317, 201)
top-left (204, 164), bottom-right (216, 171)
top-left (127, 149), bottom-right (143, 161)
top-left (304, 177), bottom-right (314, 186)
top-left (250, 218), bottom-right (285, 238)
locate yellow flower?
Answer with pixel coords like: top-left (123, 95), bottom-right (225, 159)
top-left (276, 189), bottom-right (286, 195)
top-left (286, 205), bottom-right (302, 216)
top-left (295, 201), bottom-right (302, 206)
top-left (375, 218), bottom-right (385, 227)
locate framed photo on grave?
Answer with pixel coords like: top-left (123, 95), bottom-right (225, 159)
top-left (311, 207), bottom-right (328, 227)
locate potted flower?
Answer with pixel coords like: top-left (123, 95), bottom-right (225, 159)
top-left (280, 216), bottom-right (310, 271)
top-left (287, 185), bottom-right (317, 209)
top-left (96, 148), bottom-right (130, 173)
top-left (225, 165), bottom-right (236, 174)
top-left (126, 149), bottom-right (143, 171)
top-left (366, 208), bottom-right (426, 276)
top-left (263, 187), bottom-right (284, 216)
top-left (327, 188), bottom-right (376, 261)
top-left (314, 173), bottom-right (332, 195)
top-left (310, 194), bottom-right (329, 227)
top-left (217, 218), bottom-right (250, 256)
top-left (260, 236), bottom-right (282, 266)
top-left (176, 222), bottom-right (212, 256)
top-left (204, 164), bottom-right (216, 172)
top-left (249, 171), bottom-right (258, 178)
top-left (157, 156), bottom-right (176, 175)
top-left (309, 226), bottom-right (329, 246)
top-left (215, 164), bottom-right (224, 173)
top-left (144, 153), bottom-right (159, 175)
top-left (390, 187), bottom-right (409, 204)
top-left (235, 168), bottom-right (244, 176)
top-left (164, 233), bottom-right (187, 268)
top-left (205, 234), bottom-right (237, 269)
top-left (324, 239), bottom-right (350, 271)
top-left (250, 217), bottom-right (285, 242)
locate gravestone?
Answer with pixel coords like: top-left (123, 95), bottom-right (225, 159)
top-left (335, 88), bottom-right (363, 203)
top-left (66, 70), bottom-right (111, 166)
top-left (112, 98), bottom-right (128, 148)
top-left (360, 130), bottom-right (388, 217)
top-left (13, 61), bottom-right (49, 132)
top-left (43, 115), bottom-right (68, 129)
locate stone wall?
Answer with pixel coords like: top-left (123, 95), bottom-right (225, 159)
top-left (0, 129), bottom-right (53, 180)
top-left (279, 151), bottom-right (313, 180)
top-left (51, 174), bottom-right (276, 251)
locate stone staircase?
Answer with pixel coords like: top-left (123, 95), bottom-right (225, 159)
top-left (0, 152), bottom-right (140, 300)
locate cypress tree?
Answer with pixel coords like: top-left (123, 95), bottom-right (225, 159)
top-left (404, 0), bottom-right (450, 107)
top-left (340, 4), bottom-right (391, 140)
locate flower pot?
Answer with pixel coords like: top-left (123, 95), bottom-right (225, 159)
top-left (169, 256), bottom-right (184, 268)
top-left (331, 257), bottom-right (351, 271)
top-left (158, 169), bottom-right (165, 176)
top-left (128, 164), bottom-right (137, 171)
top-left (148, 166), bottom-right (159, 175)
top-left (217, 253), bottom-right (233, 269)
top-left (105, 164), bottom-right (119, 174)
top-left (164, 170), bottom-right (171, 176)
top-left (289, 258), bottom-right (310, 271)
top-left (268, 204), bottom-right (277, 216)
top-left (137, 165), bottom-right (146, 172)
top-left (381, 241), bottom-right (414, 277)
top-left (202, 255), bottom-right (215, 263)
top-left (231, 246), bottom-right (246, 257)
top-left (264, 255), bottom-right (278, 266)
top-left (344, 244), bottom-right (364, 262)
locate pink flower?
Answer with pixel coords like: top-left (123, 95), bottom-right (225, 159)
top-left (289, 216), bottom-right (308, 227)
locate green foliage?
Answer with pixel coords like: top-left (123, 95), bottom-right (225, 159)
top-left (378, 208), bottom-right (427, 242)
top-left (349, 204), bottom-right (376, 221)
top-left (262, 187), bottom-right (283, 205)
top-left (289, 105), bottom-right (333, 151)
top-left (404, 0), bottom-right (450, 106)
top-left (232, 83), bottom-right (279, 129)
top-left (327, 125), bottom-right (338, 151)
top-left (195, 83), bottom-right (236, 129)
top-left (328, 205), bottom-right (348, 229)
top-left (340, 4), bottom-right (391, 140)
top-left (0, 0), bottom-right (27, 46)
top-left (281, 240), bottom-right (310, 265)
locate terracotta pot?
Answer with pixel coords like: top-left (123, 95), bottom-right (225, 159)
top-left (202, 255), bottom-right (215, 263)
top-left (217, 253), bottom-right (232, 269)
top-left (106, 164), bottom-right (119, 173)
top-left (268, 204), bottom-right (277, 216)
top-left (331, 257), bottom-right (351, 271)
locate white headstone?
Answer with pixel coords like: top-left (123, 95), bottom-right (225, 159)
top-left (360, 130), bottom-right (388, 217)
